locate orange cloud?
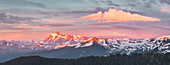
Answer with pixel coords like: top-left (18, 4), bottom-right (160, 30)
top-left (80, 9), bottom-right (161, 22)
top-left (161, 8), bottom-right (170, 13)
top-left (87, 7), bottom-right (93, 10)
top-left (112, 32), bottom-right (127, 36)
top-left (39, 18), bottom-right (76, 23)
top-left (12, 26), bottom-right (27, 28)
top-left (40, 18), bottom-right (58, 23)
top-left (65, 20), bottom-right (75, 22)
top-left (0, 32), bottom-right (50, 41)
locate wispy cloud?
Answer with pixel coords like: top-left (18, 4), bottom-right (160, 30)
top-left (88, 23), bottom-right (109, 26)
top-left (80, 9), bottom-right (161, 22)
top-left (159, 0), bottom-right (170, 5)
top-left (161, 8), bottom-right (170, 13)
top-left (0, 13), bottom-right (36, 24)
top-left (112, 25), bottom-right (144, 30)
top-left (0, 26), bottom-right (32, 32)
top-left (36, 23), bottom-right (75, 27)
top-left (0, 0), bottom-right (45, 8)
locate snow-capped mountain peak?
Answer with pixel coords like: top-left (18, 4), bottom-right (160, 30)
top-left (156, 35), bottom-right (170, 40)
top-left (43, 32), bottom-right (88, 44)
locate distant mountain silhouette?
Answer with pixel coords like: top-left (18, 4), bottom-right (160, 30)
top-left (0, 32), bottom-right (170, 63)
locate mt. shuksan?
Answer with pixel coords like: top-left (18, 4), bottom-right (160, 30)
top-left (43, 32), bottom-right (88, 44)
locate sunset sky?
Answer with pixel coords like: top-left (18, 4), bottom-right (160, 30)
top-left (0, 0), bottom-right (170, 40)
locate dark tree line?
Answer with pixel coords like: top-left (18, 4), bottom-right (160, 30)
top-left (1, 53), bottom-right (170, 65)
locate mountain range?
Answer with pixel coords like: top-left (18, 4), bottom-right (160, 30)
top-left (0, 32), bottom-right (170, 62)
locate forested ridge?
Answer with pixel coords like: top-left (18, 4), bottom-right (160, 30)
top-left (1, 53), bottom-right (170, 65)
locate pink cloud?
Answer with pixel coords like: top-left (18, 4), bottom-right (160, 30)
top-left (0, 32), bottom-right (50, 41)
top-left (161, 8), bottom-right (170, 13)
top-left (87, 7), bottom-right (93, 10)
top-left (80, 9), bottom-right (161, 22)
top-left (65, 20), bottom-right (75, 22)
top-left (12, 26), bottom-right (27, 28)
